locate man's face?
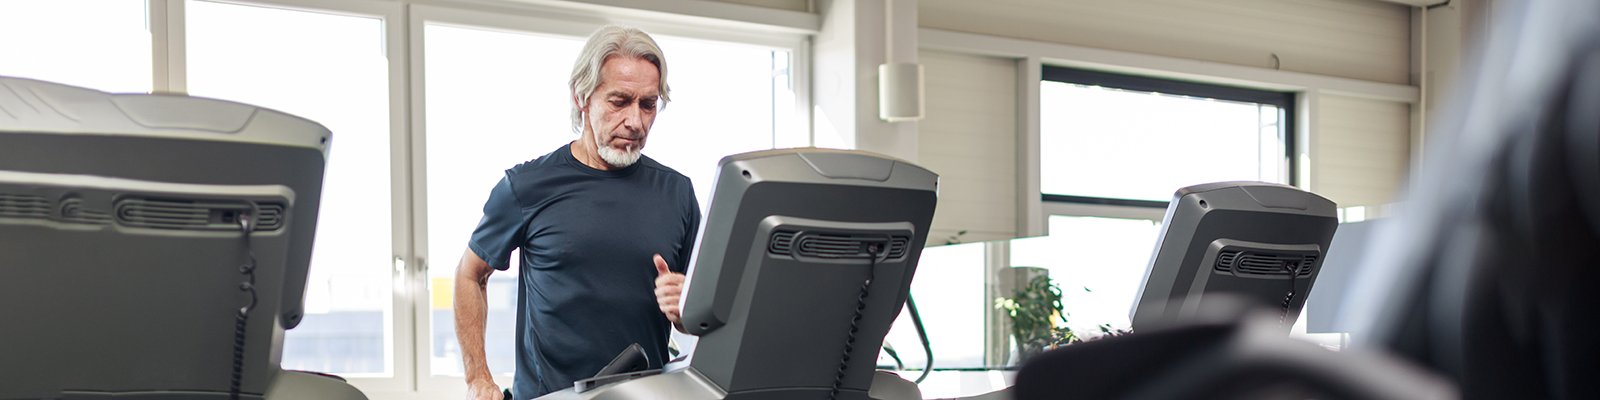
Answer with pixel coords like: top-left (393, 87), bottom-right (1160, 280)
top-left (582, 55), bottom-right (661, 168)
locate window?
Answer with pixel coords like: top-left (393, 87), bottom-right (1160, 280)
top-left (1012, 66), bottom-right (1295, 345)
top-left (185, 0), bottom-right (394, 376)
top-left (642, 36), bottom-right (798, 216)
top-left (0, 0), bottom-right (150, 93)
top-left (1039, 66), bottom-right (1293, 206)
top-left (421, 23), bottom-right (582, 377)
top-left (1009, 216), bottom-right (1160, 334)
top-left (882, 242), bottom-right (986, 370)
top-left (419, 20), bottom-right (799, 378)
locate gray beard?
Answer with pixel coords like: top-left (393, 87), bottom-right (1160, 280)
top-left (598, 139), bottom-right (640, 167)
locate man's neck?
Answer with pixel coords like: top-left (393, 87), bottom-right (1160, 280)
top-left (570, 134), bottom-right (618, 171)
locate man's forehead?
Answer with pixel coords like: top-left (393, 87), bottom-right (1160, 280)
top-left (599, 57), bottom-right (660, 83)
top-left (603, 88), bottom-right (659, 97)
top-left (588, 56), bottom-right (660, 102)
top-left (599, 83), bottom-right (660, 100)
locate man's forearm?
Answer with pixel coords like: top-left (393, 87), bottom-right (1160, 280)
top-left (455, 267), bottom-right (493, 384)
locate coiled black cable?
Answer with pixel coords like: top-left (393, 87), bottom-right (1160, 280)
top-left (828, 243), bottom-right (883, 400)
top-left (1279, 289), bottom-right (1296, 326)
top-left (231, 310), bottom-right (250, 399)
top-left (231, 213), bottom-right (258, 400)
top-left (1279, 261), bottom-right (1298, 327)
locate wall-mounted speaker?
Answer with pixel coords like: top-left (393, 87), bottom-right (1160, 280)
top-left (878, 62), bottom-right (924, 122)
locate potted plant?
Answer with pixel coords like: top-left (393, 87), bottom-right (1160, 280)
top-left (995, 273), bottom-right (1079, 363)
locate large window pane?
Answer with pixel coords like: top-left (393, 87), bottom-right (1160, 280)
top-left (421, 23), bottom-right (796, 376)
top-left (1009, 216), bottom-right (1160, 335)
top-left (644, 36), bottom-right (786, 216)
top-left (0, 0), bottom-right (150, 93)
top-left (882, 242), bottom-right (985, 370)
top-left (186, 0), bottom-right (392, 375)
top-left (1040, 76), bottom-right (1288, 203)
top-left (423, 24), bottom-right (581, 377)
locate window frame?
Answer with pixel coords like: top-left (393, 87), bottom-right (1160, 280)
top-left (1038, 65), bottom-right (1298, 209)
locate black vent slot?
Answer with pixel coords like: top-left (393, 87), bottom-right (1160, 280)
top-left (769, 231), bottom-right (798, 255)
top-left (59, 197), bottom-right (111, 225)
top-left (768, 230), bottom-right (911, 261)
top-left (255, 203), bottom-right (286, 230)
top-left (1215, 250), bottom-right (1317, 277)
top-left (1216, 250), bottom-right (1241, 272)
top-left (0, 193), bottom-right (51, 220)
top-left (115, 198), bottom-right (285, 232)
top-left (799, 234), bottom-right (872, 258)
top-left (886, 236), bottom-right (909, 259)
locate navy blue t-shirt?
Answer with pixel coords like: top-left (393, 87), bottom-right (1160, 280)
top-left (468, 143), bottom-right (699, 399)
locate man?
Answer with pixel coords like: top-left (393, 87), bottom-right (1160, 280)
top-left (454, 25), bottom-right (697, 400)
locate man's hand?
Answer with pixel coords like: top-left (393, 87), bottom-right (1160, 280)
top-left (653, 254), bottom-right (686, 329)
top-left (465, 379), bottom-right (502, 400)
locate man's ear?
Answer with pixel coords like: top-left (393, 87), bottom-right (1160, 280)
top-left (573, 93), bottom-right (590, 134)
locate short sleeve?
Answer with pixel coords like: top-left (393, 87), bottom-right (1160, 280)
top-left (468, 176), bottom-right (525, 271)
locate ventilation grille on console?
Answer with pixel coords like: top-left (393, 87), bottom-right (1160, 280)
top-left (768, 230), bottom-right (910, 260)
top-left (0, 193), bottom-right (51, 220)
top-left (115, 198), bottom-right (285, 232)
top-left (1215, 250), bottom-right (1316, 277)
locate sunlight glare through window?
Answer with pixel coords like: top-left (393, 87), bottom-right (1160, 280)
top-left (1009, 216), bottom-right (1160, 336)
top-left (0, 0), bottom-right (150, 93)
top-left (1040, 82), bottom-right (1285, 202)
top-left (883, 242), bottom-right (986, 369)
top-left (187, 0), bottom-right (393, 375)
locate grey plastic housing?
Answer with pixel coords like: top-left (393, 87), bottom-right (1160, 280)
top-left (0, 77), bottom-right (359, 399)
top-left (684, 149), bottom-right (936, 398)
top-left (0, 76), bottom-right (329, 330)
top-left (1129, 181), bottom-right (1338, 331)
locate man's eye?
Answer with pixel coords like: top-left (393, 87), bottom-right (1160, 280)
top-left (641, 100), bottom-right (657, 110)
top-left (610, 100), bottom-right (628, 107)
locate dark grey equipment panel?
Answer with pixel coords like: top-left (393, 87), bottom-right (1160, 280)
top-left (679, 148), bottom-right (938, 400)
top-left (0, 76), bottom-right (361, 399)
top-left (1130, 181), bottom-right (1337, 331)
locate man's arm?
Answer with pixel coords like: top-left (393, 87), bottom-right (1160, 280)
top-left (456, 248), bottom-right (502, 400)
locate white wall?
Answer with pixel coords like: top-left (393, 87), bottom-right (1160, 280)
top-left (1311, 94), bottom-right (1412, 208)
top-left (811, 0), bottom-right (919, 161)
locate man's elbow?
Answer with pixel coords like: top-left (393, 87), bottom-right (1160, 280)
top-left (457, 248), bottom-right (494, 286)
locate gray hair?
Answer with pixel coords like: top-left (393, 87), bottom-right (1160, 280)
top-left (569, 25), bottom-right (671, 135)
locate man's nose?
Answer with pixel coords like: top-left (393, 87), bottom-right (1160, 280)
top-left (621, 104), bottom-right (644, 131)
